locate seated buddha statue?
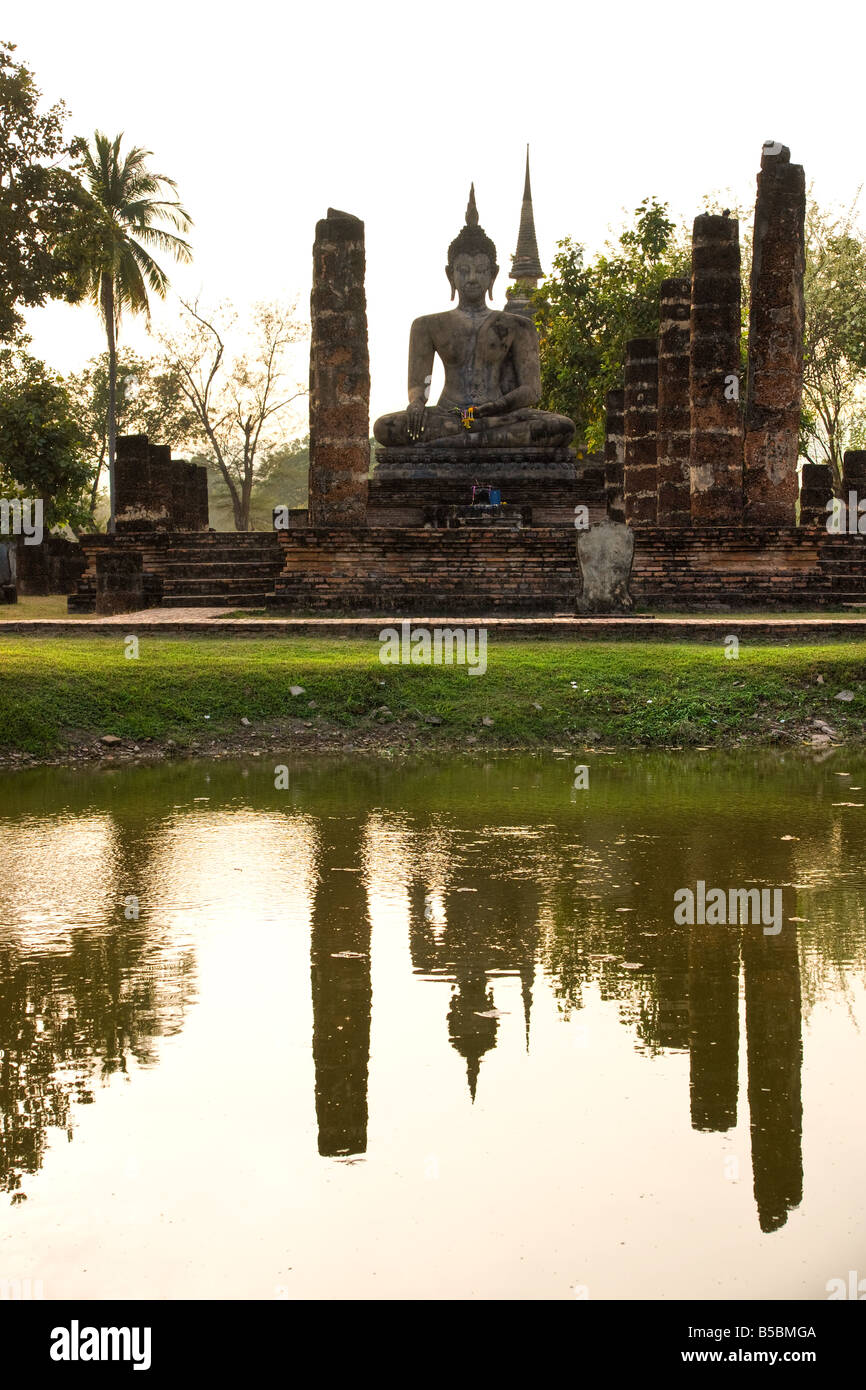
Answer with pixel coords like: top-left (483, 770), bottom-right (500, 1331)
top-left (373, 187), bottom-right (575, 449)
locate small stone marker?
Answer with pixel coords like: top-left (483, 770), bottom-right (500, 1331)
top-left (577, 518), bottom-right (635, 613)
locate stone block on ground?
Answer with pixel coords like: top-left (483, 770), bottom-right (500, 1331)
top-left (95, 550), bottom-right (145, 616)
top-left (577, 518), bottom-right (635, 613)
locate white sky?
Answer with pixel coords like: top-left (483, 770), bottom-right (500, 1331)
top-left (14, 0), bottom-right (866, 433)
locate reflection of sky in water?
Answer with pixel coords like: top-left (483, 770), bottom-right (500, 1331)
top-left (0, 752), bottom-right (864, 1299)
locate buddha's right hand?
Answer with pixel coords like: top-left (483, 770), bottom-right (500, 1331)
top-left (406, 399), bottom-right (426, 441)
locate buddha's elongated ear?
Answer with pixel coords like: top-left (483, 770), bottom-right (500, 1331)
top-left (446, 265), bottom-right (455, 301)
top-left (488, 263), bottom-right (499, 300)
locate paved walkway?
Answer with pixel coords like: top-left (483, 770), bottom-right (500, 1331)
top-left (3, 610), bottom-right (866, 640)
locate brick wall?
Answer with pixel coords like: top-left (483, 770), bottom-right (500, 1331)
top-left (270, 527), bottom-right (579, 614)
top-left (14, 536), bottom-right (86, 595)
top-left (632, 526), bottom-right (866, 607)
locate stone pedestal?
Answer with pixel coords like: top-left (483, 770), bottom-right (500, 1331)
top-left (744, 145), bottom-right (806, 525)
top-left (624, 338), bottom-right (659, 525)
top-left (689, 215), bottom-right (744, 524)
top-left (368, 445), bottom-right (596, 527)
top-left (308, 209), bottom-right (370, 526)
top-left (656, 277), bottom-right (692, 526)
top-left (604, 389), bottom-right (625, 524)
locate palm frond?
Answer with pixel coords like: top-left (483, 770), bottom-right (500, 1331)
top-left (126, 239), bottom-right (170, 305)
top-left (127, 223), bottom-right (193, 263)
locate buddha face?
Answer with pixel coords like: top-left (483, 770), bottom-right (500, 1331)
top-left (448, 252), bottom-right (497, 306)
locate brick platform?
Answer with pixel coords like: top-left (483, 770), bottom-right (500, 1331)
top-left (66, 522), bottom-right (866, 618)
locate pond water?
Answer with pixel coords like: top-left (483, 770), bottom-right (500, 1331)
top-left (0, 751), bottom-right (864, 1301)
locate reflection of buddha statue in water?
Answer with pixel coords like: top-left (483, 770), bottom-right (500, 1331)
top-left (373, 186), bottom-right (575, 449)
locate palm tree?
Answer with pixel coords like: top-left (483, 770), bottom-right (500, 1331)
top-left (79, 132), bottom-right (192, 530)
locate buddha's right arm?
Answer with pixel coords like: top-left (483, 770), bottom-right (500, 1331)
top-left (407, 318), bottom-right (436, 405)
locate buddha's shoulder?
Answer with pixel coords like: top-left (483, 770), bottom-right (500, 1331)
top-left (493, 309), bottom-right (535, 336)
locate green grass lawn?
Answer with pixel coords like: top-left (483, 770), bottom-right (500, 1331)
top-left (0, 595), bottom-right (74, 620)
top-left (0, 633), bottom-right (864, 755)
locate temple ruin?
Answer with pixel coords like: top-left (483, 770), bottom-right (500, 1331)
top-left (68, 142), bottom-right (866, 616)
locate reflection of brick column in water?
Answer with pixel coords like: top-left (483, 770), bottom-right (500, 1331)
top-left (688, 924), bottom-right (739, 1131)
top-left (656, 277), bottom-right (692, 526)
top-left (604, 389), bottom-right (626, 524)
top-left (689, 215), bottom-right (744, 523)
top-left (743, 145), bottom-right (806, 526)
top-left (742, 919), bottom-right (803, 1233)
top-left (309, 816), bottom-right (372, 1156)
top-left (308, 210), bottom-right (371, 526)
top-left (624, 338), bottom-right (658, 525)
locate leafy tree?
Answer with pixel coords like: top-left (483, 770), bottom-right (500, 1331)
top-left (161, 299), bottom-right (305, 531)
top-left (205, 436), bottom-right (311, 530)
top-left (66, 349), bottom-right (198, 523)
top-left (76, 132), bottom-right (192, 530)
top-left (0, 41), bottom-right (88, 341)
top-left (800, 198), bottom-right (866, 486)
top-left (536, 198), bottom-right (690, 451)
top-left (0, 347), bottom-right (92, 529)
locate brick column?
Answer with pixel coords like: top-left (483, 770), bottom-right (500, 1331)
top-left (689, 214), bottom-right (743, 523)
top-left (624, 338), bottom-right (658, 525)
top-left (743, 144), bottom-right (806, 525)
top-left (656, 276), bottom-right (692, 526)
top-left (842, 449), bottom-right (866, 497)
top-left (798, 463), bottom-right (833, 528)
top-left (603, 388), bottom-right (625, 523)
top-left (308, 209), bottom-right (370, 526)
top-left (115, 435), bottom-right (174, 532)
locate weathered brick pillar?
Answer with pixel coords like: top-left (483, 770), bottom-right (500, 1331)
top-left (798, 463), bottom-right (833, 528)
top-left (603, 388), bottom-right (625, 523)
top-left (308, 209), bottom-right (370, 526)
top-left (689, 214), bottom-right (744, 523)
top-left (656, 276), bottom-right (692, 526)
top-left (842, 449), bottom-right (866, 497)
top-left (115, 434), bottom-right (174, 532)
top-left (743, 145), bottom-right (806, 525)
top-left (624, 338), bottom-right (658, 525)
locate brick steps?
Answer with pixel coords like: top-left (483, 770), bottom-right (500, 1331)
top-left (159, 562), bottom-right (283, 580)
top-left (68, 531), bottom-right (284, 613)
top-left (161, 593), bottom-right (270, 608)
top-left (163, 577), bottom-right (280, 595)
top-left (159, 534), bottom-right (283, 606)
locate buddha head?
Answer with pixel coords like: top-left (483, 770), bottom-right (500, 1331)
top-left (446, 184), bottom-right (498, 304)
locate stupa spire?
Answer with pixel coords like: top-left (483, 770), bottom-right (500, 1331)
top-left (510, 145), bottom-right (543, 283)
